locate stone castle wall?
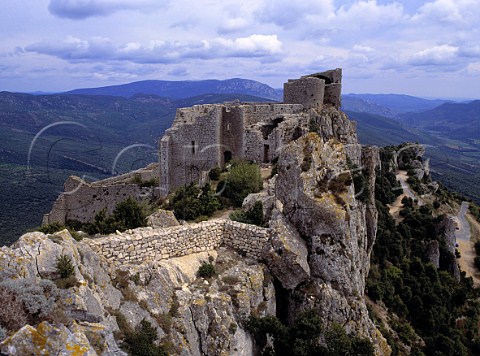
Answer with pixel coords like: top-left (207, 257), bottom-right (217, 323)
top-left (284, 77), bottom-right (325, 110)
top-left (85, 219), bottom-right (270, 264)
top-left (159, 105), bottom-right (222, 195)
top-left (43, 165), bottom-right (160, 226)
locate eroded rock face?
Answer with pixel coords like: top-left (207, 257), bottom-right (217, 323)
top-left (168, 248), bottom-right (275, 356)
top-left (262, 211), bottom-right (310, 290)
top-left (271, 116), bottom-right (388, 354)
top-left (147, 209), bottom-right (180, 228)
top-left (438, 216), bottom-right (461, 280)
top-left (0, 321), bottom-right (124, 356)
top-left (0, 230), bottom-right (275, 356)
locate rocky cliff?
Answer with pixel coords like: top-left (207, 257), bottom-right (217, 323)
top-left (0, 105), bottom-right (390, 355)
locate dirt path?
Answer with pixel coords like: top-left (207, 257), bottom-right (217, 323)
top-left (455, 203), bottom-right (480, 286)
top-left (388, 170), bottom-right (423, 222)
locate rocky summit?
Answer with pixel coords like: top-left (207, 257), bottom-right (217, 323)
top-left (0, 70), bottom-right (395, 355)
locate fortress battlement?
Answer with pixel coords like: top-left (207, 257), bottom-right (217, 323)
top-left (159, 68), bottom-right (342, 196)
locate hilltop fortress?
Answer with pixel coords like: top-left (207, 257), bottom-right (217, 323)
top-left (31, 68), bottom-right (395, 355)
top-left (44, 69), bottom-right (346, 224)
top-left (159, 68), bottom-right (342, 195)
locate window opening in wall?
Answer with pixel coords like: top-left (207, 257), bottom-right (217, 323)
top-left (227, 123), bottom-right (230, 131)
top-left (192, 141), bottom-right (196, 155)
top-left (263, 144), bottom-right (270, 163)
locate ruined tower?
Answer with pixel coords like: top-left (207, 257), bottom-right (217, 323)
top-left (159, 69), bottom-right (343, 196)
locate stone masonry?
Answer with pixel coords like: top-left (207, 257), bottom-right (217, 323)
top-left (44, 69), bottom-right (343, 225)
top-left (43, 163), bottom-right (160, 225)
top-left (85, 219), bottom-right (270, 264)
top-left (159, 69), bottom-right (342, 196)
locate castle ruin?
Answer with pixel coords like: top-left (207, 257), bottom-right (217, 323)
top-left (43, 69), bottom-right (343, 224)
top-left (159, 68), bottom-right (342, 195)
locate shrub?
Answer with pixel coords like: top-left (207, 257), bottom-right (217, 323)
top-left (208, 167), bottom-right (222, 181)
top-left (197, 263), bottom-right (216, 278)
top-left (475, 240), bottom-right (480, 255)
top-left (475, 257), bottom-right (480, 270)
top-left (122, 319), bottom-right (167, 356)
top-left (246, 311), bottom-right (373, 356)
top-left (309, 118), bottom-right (320, 133)
top-left (170, 183), bottom-right (220, 221)
top-left (0, 285), bottom-right (28, 332)
top-left (37, 222), bottom-right (65, 234)
top-left (230, 201), bottom-right (265, 227)
top-left (112, 197), bottom-right (148, 231)
top-left (56, 254), bottom-right (75, 279)
top-left (221, 161), bottom-right (263, 207)
top-left (0, 278), bottom-right (66, 329)
top-left (77, 197), bottom-right (149, 235)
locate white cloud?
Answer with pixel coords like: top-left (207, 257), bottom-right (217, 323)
top-left (332, 1), bottom-right (405, 31)
top-left (256, 0), bottom-right (334, 28)
top-left (408, 45), bottom-right (459, 66)
top-left (218, 18), bottom-right (250, 34)
top-left (48, 0), bottom-right (165, 20)
top-left (25, 35), bottom-right (283, 63)
top-left (466, 62), bottom-right (480, 75)
top-left (352, 45), bottom-right (374, 53)
top-left (413, 0), bottom-right (480, 27)
top-left (256, 0), bottom-right (405, 39)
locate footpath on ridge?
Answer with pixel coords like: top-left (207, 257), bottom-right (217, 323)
top-left (455, 201), bottom-right (480, 286)
top-left (388, 170), bottom-right (423, 222)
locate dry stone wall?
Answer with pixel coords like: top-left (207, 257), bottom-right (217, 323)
top-left (86, 219), bottom-right (270, 264)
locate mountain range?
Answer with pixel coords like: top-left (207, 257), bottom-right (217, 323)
top-left (64, 78), bottom-right (283, 101)
top-left (0, 78), bottom-right (479, 244)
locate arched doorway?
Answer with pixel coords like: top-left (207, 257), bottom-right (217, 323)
top-left (224, 151), bottom-right (232, 165)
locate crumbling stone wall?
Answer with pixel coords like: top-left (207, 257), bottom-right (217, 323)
top-left (85, 219), bottom-right (270, 264)
top-left (283, 77), bottom-right (325, 110)
top-left (303, 68), bottom-right (342, 109)
top-left (159, 105), bottom-right (222, 195)
top-left (43, 164), bottom-right (160, 225)
top-left (158, 70), bottom-right (342, 196)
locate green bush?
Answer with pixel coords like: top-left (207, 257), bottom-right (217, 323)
top-left (37, 222), bottom-right (65, 234)
top-left (475, 257), bottom-right (480, 270)
top-left (56, 254), bottom-right (75, 279)
top-left (246, 311), bottom-right (374, 356)
top-left (208, 167), bottom-right (222, 181)
top-left (197, 263), bottom-right (216, 278)
top-left (366, 145), bottom-right (480, 355)
top-left (74, 197), bottom-right (149, 235)
top-left (230, 201), bottom-right (265, 227)
top-left (220, 161), bottom-right (263, 207)
top-left (112, 197), bottom-right (148, 231)
top-left (122, 319), bottom-right (167, 356)
top-left (475, 240), bottom-right (480, 255)
top-left (170, 183), bottom-right (220, 221)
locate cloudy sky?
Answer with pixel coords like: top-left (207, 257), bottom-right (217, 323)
top-left (1, 0), bottom-right (479, 98)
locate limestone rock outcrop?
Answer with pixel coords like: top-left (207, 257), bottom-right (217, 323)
top-left (267, 108), bottom-right (389, 353)
top-left (0, 321), bottom-right (124, 356)
top-left (262, 211), bottom-right (310, 290)
top-left (147, 209), bottom-right (180, 228)
top-left (0, 230), bottom-right (274, 355)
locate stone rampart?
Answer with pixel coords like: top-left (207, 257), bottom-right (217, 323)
top-left (85, 219), bottom-right (270, 264)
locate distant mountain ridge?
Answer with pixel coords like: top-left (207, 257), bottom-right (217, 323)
top-left (342, 93), bottom-right (451, 117)
top-left (0, 91), bottom-right (271, 243)
top-left (64, 78), bottom-right (282, 101)
top-left (398, 100), bottom-right (480, 140)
